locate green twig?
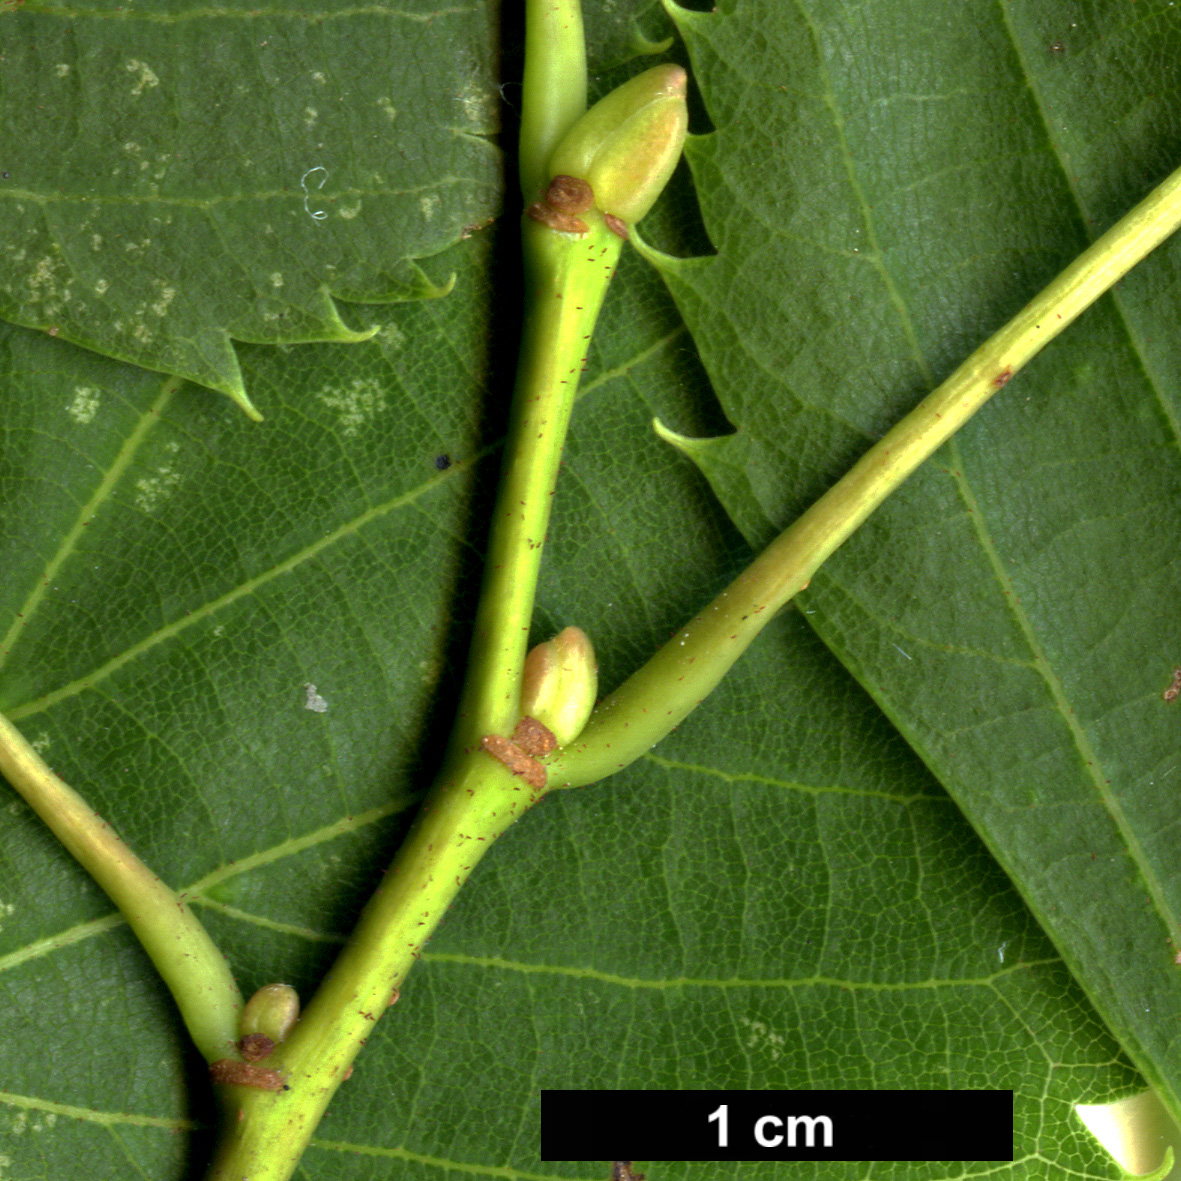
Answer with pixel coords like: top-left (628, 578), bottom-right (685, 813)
top-left (449, 214), bottom-right (623, 753)
top-left (202, 751), bottom-right (538, 1181)
top-left (202, 212), bottom-right (627, 1181)
top-left (201, 15), bottom-right (674, 1177)
top-left (546, 158), bottom-right (1181, 788)
top-left (519, 0), bottom-right (587, 200)
top-left (0, 711), bottom-right (243, 1062)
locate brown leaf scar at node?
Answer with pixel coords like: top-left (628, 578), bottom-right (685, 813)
top-left (209, 1059), bottom-right (288, 1092)
top-left (238, 1033), bottom-right (276, 1062)
top-left (545, 175), bottom-right (594, 214)
top-left (525, 202), bottom-right (589, 234)
top-left (604, 214), bottom-right (629, 240)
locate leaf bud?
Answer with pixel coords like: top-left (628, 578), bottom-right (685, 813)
top-left (520, 626), bottom-right (598, 747)
top-left (547, 65), bottom-right (688, 226)
top-left (239, 983), bottom-right (300, 1047)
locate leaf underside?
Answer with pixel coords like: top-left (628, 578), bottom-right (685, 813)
top-left (650, 0), bottom-right (1181, 1137)
top-left (0, 0), bottom-right (501, 413)
top-left (0, 0), bottom-right (1174, 1179)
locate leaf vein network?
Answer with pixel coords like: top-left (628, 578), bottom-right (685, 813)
top-left (0, 1088), bottom-right (193, 1129)
top-left (643, 751), bottom-right (934, 804)
top-left (307, 1137), bottom-right (572, 1181)
top-left (939, 429), bottom-right (1181, 947)
top-left (9, 449), bottom-right (495, 719)
top-left (996, 0), bottom-right (1181, 455)
top-left (0, 378), bottom-right (180, 671)
top-left (0, 796), bottom-right (416, 973)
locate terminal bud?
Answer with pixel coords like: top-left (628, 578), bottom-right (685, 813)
top-left (520, 626), bottom-right (598, 747)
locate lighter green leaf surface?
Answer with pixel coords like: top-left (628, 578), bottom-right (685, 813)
top-left (0, 2), bottom-right (1163, 1180)
top-left (650, 0), bottom-right (1181, 1135)
top-left (0, 0), bottom-right (501, 414)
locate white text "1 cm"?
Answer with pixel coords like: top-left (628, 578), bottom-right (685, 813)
top-left (707, 1104), bottom-right (835, 1149)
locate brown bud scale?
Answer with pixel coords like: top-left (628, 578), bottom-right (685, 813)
top-left (545, 174), bottom-right (595, 213)
top-left (604, 214), bottom-right (629, 240)
top-left (512, 715), bottom-right (557, 757)
top-left (525, 202), bottom-right (589, 235)
top-left (238, 1033), bottom-right (276, 1062)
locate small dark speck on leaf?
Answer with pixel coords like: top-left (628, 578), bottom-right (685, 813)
top-left (434, 454), bottom-right (452, 471)
top-left (1, 172), bottom-right (8, 179)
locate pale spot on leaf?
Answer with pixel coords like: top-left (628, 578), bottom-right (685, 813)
top-left (134, 459), bottom-right (181, 512)
top-left (317, 377), bottom-right (386, 438)
top-left (150, 283), bottom-right (175, 316)
top-left (739, 1016), bottom-right (785, 1061)
top-left (125, 59), bottom-right (160, 96)
top-left (67, 387), bottom-right (100, 424)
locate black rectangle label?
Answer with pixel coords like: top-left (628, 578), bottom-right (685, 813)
top-left (541, 1089), bottom-right (1013, 1161)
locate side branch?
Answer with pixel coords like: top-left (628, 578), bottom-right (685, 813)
top-left (547, 158), bottom-right (1181, 788)
top-left (0, 711), bottom-right (243, 1062)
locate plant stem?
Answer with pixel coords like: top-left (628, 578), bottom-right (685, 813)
top-left (205, 120), bottom-right (626, 1181)
top-left (0, 711), bottom-right (243, 1063)
top-left (518, 0), bottom-right (587, 200)
top-left (202, 750), bottom-right (535, 1181)
top-left (546, 158), bottom-right (1181, 788)
top-left (449, 214), bottom-right (623, 752)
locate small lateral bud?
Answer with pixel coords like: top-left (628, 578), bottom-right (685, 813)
top-left (547, 65), bottom-right (688, 227)
top-left (239, 983), bottom-right (300, 1046)
top-left (585, 91), bottom-right (687, 225)
top-left (520, 626), bottom-right (597, 747)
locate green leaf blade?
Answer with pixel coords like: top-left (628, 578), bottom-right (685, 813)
top-left (0, 3), bottom-right (502, 410)
top-left (652, 0), bottom-right (1181, 1127)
